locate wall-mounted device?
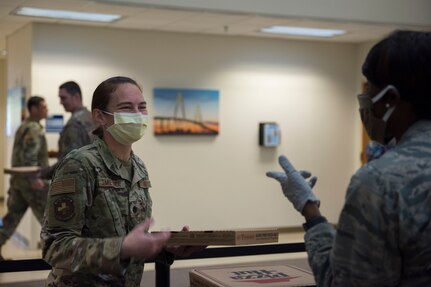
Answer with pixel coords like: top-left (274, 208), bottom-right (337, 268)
top-left (259, 122), bottom-right (281, 147)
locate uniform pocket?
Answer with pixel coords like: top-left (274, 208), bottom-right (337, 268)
top-left (84, 177), bottom-right (128, 237)
top-left (128, 186), bottom-right (152, 227)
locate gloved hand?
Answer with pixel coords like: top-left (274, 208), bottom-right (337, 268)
top-left (266, 155), bottom-right (319, 212)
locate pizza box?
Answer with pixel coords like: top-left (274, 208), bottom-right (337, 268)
top-left (4, 166), bottom-right (41, 175)
top-left (158, 229), bottom-right (278, 246)
top-left (190, 264), bottom-right (315, 287)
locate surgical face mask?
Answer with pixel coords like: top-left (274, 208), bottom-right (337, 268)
top-left (103, 111), bottom-right (149, 145)
top-left (357, 85), bottom-right (398, 144)
top-left (365, 138), bottom-right (396, 162)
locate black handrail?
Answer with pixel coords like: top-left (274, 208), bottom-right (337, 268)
top-left (176, 243), bottom-right (306, 260)
top-left (0, 242), bottom-right (306, 287)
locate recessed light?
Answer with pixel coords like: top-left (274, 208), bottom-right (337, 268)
top-left (261, 26), bottom-right (346, 38)
top-left (12, 7), bottom-right (122, 23)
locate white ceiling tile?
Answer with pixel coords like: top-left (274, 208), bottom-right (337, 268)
top-left (0, 0), bottom-right (26, 6)
top-left (158, 21), bottom-right (222, 32)
top-left (175, 12), bottom-right (250, 25)
top-left (21, 0), bottom-right (90, 10)
top-left (58, 19), bottom-right (109, 27)
top-left (112, 15), bottom-right (175, 29)
top-left (0, 5), bottom-right (17, 18)
top-left (231, 15), bottom-right (297, 28)
top-left (202, 24), bottom-right (257, 35)
top-left (0, 0), bottom-right (430, 48)
top-left (139, 8), bottom-right (198, 22)
top-left (4, 14), bottom-right (57, 24)
top-left (81, 2), bottom-right (149, 16)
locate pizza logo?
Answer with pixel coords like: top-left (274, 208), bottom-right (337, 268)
top-left (230, 269), bottom-right (300, 284)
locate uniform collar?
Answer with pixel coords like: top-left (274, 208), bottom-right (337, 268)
top-left (93, 136), bottom-right (148, 184)
top-left (398, 120), bottom-right (431, 146)
top-left (71, 106), bottom-right (88, 117)
top-left (25, 118), bottom-right (42, 126)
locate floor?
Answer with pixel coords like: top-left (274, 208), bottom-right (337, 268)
top-left (0, 199), bottom-right (310, 286)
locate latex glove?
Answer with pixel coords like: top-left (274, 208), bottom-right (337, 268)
top-left (266, 155), bottom-right (319, 212)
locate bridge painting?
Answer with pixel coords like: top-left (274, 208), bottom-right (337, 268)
top-left (153, 88), bottom-right (219, 135)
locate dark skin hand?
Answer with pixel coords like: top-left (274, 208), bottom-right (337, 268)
top-left (301, 201), bottom-right (321, 221)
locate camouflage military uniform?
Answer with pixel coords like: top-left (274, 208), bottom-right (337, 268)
top-left (41, 136), bottom-right (172, 287)
top-left (0, 119), bottom-right (49, 245)
top-left (304, 120), bottom-right (431, 286)
top-left (58, 106), bottom-right (96, 159)
top-left (41, 107), bottom-right (96, 180)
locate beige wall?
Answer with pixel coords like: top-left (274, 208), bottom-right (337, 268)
top-left (4, 24), bottom-right (37, 248)
top-left (7, 22), bottom-right (365, 240)
top-left (29, 23), bottom-right (362, 230)
top-left (0, 58), bottom-right (6, 199)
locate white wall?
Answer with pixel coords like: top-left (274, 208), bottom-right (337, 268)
top-left (4, 24), bottom-right (40, 248)
top-left (0, 58), bottom-right (6, 199)
top-left (14, 23), bottom-right (362, 233)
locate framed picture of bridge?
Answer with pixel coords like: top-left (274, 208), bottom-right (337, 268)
top-left (153, 88), bottom-right (219, 135)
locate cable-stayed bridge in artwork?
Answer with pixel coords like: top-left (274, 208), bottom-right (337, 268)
top-left (154, 91), bottom-right (219, 135)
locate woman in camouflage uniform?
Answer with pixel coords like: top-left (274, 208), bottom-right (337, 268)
top-left (42, 76), bottom-right (200, 286)
top-left (267, 30), bottom-right (431, 286)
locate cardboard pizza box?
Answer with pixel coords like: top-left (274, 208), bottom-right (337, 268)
top-left (190, 264), bottom-right (315, 287)
top-left (156, 229), bottom-right (278, 246)
top-left (4, 166), bottom-right (41, 175)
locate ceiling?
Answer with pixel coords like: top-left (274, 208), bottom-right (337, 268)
top-left (1, 0), bottom-right (430, 57)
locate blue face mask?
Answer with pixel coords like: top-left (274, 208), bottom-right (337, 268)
top-left (357, 85), bottom-right (398, 144)
top-left (365, 138), bottom-right (396, 162)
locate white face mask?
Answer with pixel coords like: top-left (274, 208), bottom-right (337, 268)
top-left (357, 85), bottom-right (398, 144)
top-left (103, 111), bottom-right (149, 145)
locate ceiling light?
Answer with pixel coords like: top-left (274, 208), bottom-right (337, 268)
top-left (261, 26), bottom-right (346, 37)
top-left (12, 7), bottom-right (122, 23)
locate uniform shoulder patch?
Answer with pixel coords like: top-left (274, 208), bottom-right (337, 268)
top-left (51, 178), bottom-right (76, 195)
top-left (53, 196), bottom-right (75, 221)
top-left (138, 179), bottom-right (151, 188)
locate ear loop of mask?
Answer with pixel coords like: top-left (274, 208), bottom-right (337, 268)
top-left (98, 110), bottom-right (113, 131)
top-left (371, 84), bottom-right (398, 122)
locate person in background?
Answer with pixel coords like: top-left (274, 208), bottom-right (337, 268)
top-left (41, 76), bottom-right (204, 286)
top-left (40, 81), bottom-right (96, 179)
top-left (0, 96), bottom-right (49, 259)
top-left (266, 30), bottom-right (431, 286)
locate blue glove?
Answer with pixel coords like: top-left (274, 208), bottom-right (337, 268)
top-left (266, 155), bottom-right (319, 212)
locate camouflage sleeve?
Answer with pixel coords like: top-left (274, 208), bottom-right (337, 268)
top-left (21, 125), bottom-right (44, 166)
top-left (304, 222), bottom-right (335, 286)
top-left (305, 169), bottom-right (401, 286)
top-left (41, 157), bottom-right (127, 275)
top-left (58, 122), bottom-right (90, 159)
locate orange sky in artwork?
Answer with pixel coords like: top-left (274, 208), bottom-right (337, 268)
top-left (154, 119), bottom-right (219, 134)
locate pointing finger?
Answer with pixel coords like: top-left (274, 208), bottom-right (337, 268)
top-left (278, 155), bottom-right (296, 175)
